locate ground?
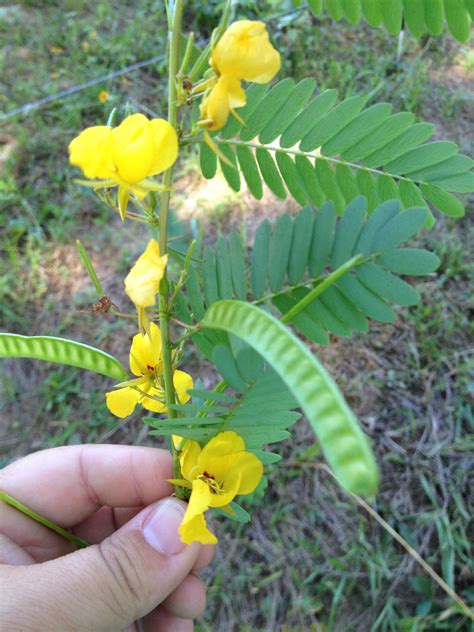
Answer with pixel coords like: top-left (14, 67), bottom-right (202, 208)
top-left (0, 2), bottom-right (473, 630)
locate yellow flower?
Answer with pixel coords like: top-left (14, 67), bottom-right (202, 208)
top-left (199, 20), bottom-right (280, 132)
top-left (124, 239), bottom-right (167, 331)
top-left (68, 114), bottom-right (178, 217)
top-left (49, 46), bottom-right (65, 55)
top-left (106, 322), bottom-right (192, 418)
top-left (173, 431), bottom-right (263, 544)
top-left (98, 90), bottom-right (109, 103)
top-left (200, 75), bottom-right (245, 132)
top-left (82, 40), bottom-right (90, 53)
top-left (211, 20), bottom-right (281, 83)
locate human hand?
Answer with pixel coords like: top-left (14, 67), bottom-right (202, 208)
top-left (0, 444), bottom-right (214, 631)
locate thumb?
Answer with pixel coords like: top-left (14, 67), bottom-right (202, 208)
top-left (8, 498), bottom-right (201, 632)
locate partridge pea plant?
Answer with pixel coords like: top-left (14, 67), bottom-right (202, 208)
top-left (1, 2), bottom-right (473, 547)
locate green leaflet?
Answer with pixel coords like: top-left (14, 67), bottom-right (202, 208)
top-left (216, 237), bottom-right (233, 299)
top-left (356, 263), bottom-right (420, 306)
top-left (276, 152), bottom-right (308, 206)
top-left (377, 248), bottom-right (440, 275)
top-left (424, 0), bottom-right (444, 35)
top-left (236, 144), bottom-right (263, 199)
top-left (402, 0), bottom-right (426, 37)
top-left (336, 163), bottom-right (360, 204)
top-left (229, 232), bottom-right (247, 300)
top-left (0, 333), bottom-right (127, 380)
top-left (444, 0), bottom-right (471, 42)
top-left (326, 0), bottom-right (344, 20)
top-left (251, 220), bottom-right (271, 299)
top-left (380, 0), bottom-right (403, 35)
top-left (287, 207), bottom-right (314, 285)
top-left (330, 197), bottom-right (367, 268)
top-left (256, 148), bottom-right (286, 199)
top-left (309, 202), bottom-right (338, 276)
top-left (308, 0), bottom-right (323, 15)
top-left (342, 0), bottom-right (363, 24)
top-left (200, 142), bottom-right (217, 179)
top-left (202, 300), bottom-right (379, 497)
top-left (362, 0), bottom-right (383, 26)
top-left (384, 141), bottom-right (459, 176)
top-left (269, 213), bottom-right (293, 292)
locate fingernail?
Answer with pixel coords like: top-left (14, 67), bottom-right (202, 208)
top-left (142, 499), bottom-right (186, 556)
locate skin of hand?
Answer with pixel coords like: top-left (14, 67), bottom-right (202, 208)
top-left (0, 444), bottom-right (215, 632)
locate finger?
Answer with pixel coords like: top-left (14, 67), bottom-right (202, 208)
top-left (193, 544), bottom-right (215, 573)
top-left (0, 445), bottom-right (173, 525)
top-left (144, 607), bottom-right (194, 632)
top-left (73, 506), bottom-right (143, 543)
top-left (2, 498), bottom-right (201, 631)
top-left (0, 501), bottom-right (74, 562)
top-left (162, 574), bottom-right (206, 619)
top-left (0, 534), bottom-right (35, 565)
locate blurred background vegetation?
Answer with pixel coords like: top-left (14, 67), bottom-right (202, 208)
top-left (1, 1), bottom-right (473, 630)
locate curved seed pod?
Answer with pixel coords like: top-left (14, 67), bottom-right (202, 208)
top-left (0, 333), bottom-right (128, 380)
top-left (202, 300), bottom-right (379, 497)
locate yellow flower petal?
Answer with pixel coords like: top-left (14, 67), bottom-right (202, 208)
top-left (105, 386), bottom-right (140, 418)
top-left (212, 20), bottom-right (280, 84)
top-left (198, 430), bottom-right (245, 467)
top-left (68, 126), bottom-right (114, 179)
top-left (124, 240), bottom-right (167, 309)
top-left (174, 369), bottom-right (193, 404)
top-left (180, 439), bottom-right (202, 481)
top-left (221, 76), bottom-right (246, 109)
top-left (199, 77), bottom-right (232, 132)
top-left (211, 452), bottom-right (263, 495)
top-left (179, 479), bottom-right (217, 545)
top-left (179, 511), bottom-right (217, 545)
top-left (149, 119), bottom-right (179, 176)
top-left (129, 322), bottom-right (163, 376)
top-left (111, 113), bottom-right (156, 184)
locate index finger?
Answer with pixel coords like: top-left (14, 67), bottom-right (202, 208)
top-left (0, 444), bottom-right (173, 527)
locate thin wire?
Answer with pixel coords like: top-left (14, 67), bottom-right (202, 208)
top-left (1, 6), bottom-right (305, 122)
top-left (0, 54), bottom-right (165, 121)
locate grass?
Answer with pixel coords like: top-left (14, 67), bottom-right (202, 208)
top-left (1, 1), bottom-right (473, 629)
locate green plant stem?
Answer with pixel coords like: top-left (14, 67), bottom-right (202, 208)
top-left (157, 0), bottom-right (184, 481)
top-left (0, 490), bottom-right (89, 549)
top-left (281, 255), bottom-right (363, 324)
